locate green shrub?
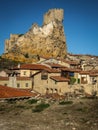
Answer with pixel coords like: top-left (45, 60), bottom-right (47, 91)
top-left (59, 101), bottom-right (73, 105)
top-left (27, 99), bottom-right (38, 104)
top-left (70, 77), bottom-right (76, 85)
top-left (32, 103), bottom-right (50, 112)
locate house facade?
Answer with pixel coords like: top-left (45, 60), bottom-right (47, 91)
top-left (0, 62), bottom-right (98, 96)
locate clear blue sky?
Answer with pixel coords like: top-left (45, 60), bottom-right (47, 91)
top-left (0, 0), bottom-right (98, 56)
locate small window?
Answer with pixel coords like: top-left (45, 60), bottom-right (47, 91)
top-left (17, 83), bottom-right (20, 88)
top-left (26, 83), bottom-right (28, 87)
top-left (69, 72), bottom-right (74, 77)
top-left (55, 89), bottom-right (57, 91)
top-left (41, 71), bottom-right (48, 80)
top-left (23, 71), bottom-right (26, 75)
top-left (61, 71), bottom-right (69, 78)
top-left (55, 81), bottom-right (57, 84)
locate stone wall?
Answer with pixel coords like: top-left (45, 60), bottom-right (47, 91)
top-left (5, 34), bottom-right (20, 53)
top-left (43, 9), bottom-right (64, 25)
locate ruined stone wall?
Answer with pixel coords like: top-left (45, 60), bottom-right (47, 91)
top-left (5, 34), bottom-right (20, 53)
top-left (4, 9), bottom-right (67, 61)
top-left (43, 9), bottom-right (64, 25)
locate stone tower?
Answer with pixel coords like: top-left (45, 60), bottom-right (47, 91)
top-left (43, 9), bottom-right (64, 25)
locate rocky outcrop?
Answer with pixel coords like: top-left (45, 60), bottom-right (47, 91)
top-left (43, 9), bottom-right (64, 25)
top-left (4, 9), bottom-right (67, 62)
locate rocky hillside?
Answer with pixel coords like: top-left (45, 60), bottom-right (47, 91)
top-left (3, 9), bottom-right (67, 62)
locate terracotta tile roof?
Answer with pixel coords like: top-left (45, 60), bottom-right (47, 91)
top-left (0, 85), bottom-right (37, 99)
top-left (78, 70), bottom-right (98, 76)
top-left (13, 64), bottom-right (52, 72)
top-left (13, 64), bottom-right (62, 73)
top-left (79, 71), bottom-right (90, 75)
top-left (90, 70), bottom-right (98, 73)
top-left (61, 67), bottom-right (81, 72)
top-left (49, 69), bottom-right (61, 73)
top-left (89, 73), bottom-right (98, 77)
top-left (0, 77), bottom-right (9, 80)
top-left (50, 76), bottom-right (70, 82)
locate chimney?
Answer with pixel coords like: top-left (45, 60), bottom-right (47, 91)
top-left (18, 63), bottom-right (20, 68)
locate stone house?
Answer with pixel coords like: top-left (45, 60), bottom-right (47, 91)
top-left (0, 75), bottom-right (32, 90)
top-left (75, 70), bottom-right (98, 95)
top-left (0, 77), bottom-right (9, 86)
top-left (79, 71), bottom-right (90, 84)
top-left (50, 76), bottom-right (70, 95)
top-left (15, 63), bottom-right (70, 95)
top-left (78, 70), bottom-right (98, 85)
top-left (0, 70), bottom-right (8, 77)
top-left (89, 72), bottom-right (98, 95)
top-left (0, 63), bottom-right (71, 95)
top-left (60, 60), bottom-right (81, 69)
top-left (61, 67), bottom-right (81, 84)
top-left (32, 68), bottom-right (70, 95)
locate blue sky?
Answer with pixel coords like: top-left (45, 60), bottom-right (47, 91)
top-left (0, 0), bottom-right (98, 56)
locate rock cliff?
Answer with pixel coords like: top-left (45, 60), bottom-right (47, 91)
top-left (3, 9), bottom-right (67, 62)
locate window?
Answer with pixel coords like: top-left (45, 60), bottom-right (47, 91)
top-left (69, 72), bottom-right (74, 77)
top-left (61, 71), bottom-right (69, 78)
top-left (77, 78), bottom-right (80, 84)
top-left (55, 89), bottom-right (57, 92)
top-left (17, 83), bottom-right (20, 88)
top-left (25, 83), bottom-right (29, 87)
top-left (55, 81), bottom-right (57, 84)
top-left (41, 71), bottom-right (48, 80)
top-left (23, 71), bottom-right (26, 75)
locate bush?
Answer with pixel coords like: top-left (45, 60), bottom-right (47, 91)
top-left (70, 77), bottom-right (76, 85)
top-left (59, 101), bottom-right (73, 105)
top-left (32, 103), bottom-right (50, 112)
top-left (27, 99), bottom-right (38, 104)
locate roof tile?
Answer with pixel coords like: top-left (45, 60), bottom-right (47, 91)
top-left (0, 85), bottom-right (37, 99)
top-left (50, 76), bottom-right (70, 82)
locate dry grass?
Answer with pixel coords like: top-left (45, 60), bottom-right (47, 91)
top-left (0, 98), bottom-right (98, 130)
